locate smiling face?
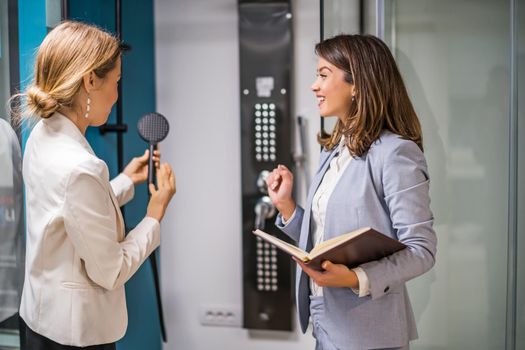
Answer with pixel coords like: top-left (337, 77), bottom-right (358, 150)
top-left (311, 57), bottom-right (355, 121)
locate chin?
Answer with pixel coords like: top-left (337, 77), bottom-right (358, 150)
top-left (91, 115), bottom-right (110, 127)
top-left (319, 111), bottom-right (336, 118)
top-left (89, 121), bottom-right (106, 128)
top-left (318, 107), bottom-right (335, 118)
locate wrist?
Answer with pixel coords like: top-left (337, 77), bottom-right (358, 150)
top-left (145, 216), bottom-right (160, 225)
top-left (147, 205), bottom-right (165, 222)
top-left (278, 200), bottom-right (296, 221)
top-left (346, 269), bottom-right (359, 289)
top-left (147, 213), bottom-right (163, 222)
top-left (122, 171), bottom-right (137, 185)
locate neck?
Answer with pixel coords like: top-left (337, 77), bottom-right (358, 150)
top-left (58, 107), bottom-right (89, 135)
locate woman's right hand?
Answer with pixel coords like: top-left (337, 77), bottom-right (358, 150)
top-left (266, 164), bottom-right (296, 221)
top-left (146, 163), bottom-right (176, 222)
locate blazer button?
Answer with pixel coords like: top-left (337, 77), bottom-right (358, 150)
top-left (384, 286), bottom-right (390, 293)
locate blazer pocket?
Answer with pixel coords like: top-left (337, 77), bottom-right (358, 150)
top-left (346, 292), bottom-right (407, 348)
top-left (61, 281), bottom-right (103, 290)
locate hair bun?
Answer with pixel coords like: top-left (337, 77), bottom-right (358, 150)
top-left (27, 85), bottom-right (59, 119)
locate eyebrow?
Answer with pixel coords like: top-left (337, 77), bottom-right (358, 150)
top-left (317, 66), bottom-right (332, 73)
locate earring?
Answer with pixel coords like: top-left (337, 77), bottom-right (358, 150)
top-left (84, 94), bottom-right (91, 119)
top-left (351, 96), bottom-right (355, 102)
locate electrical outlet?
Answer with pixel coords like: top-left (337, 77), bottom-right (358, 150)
top-left (199, 305), bottom-right (242, 327)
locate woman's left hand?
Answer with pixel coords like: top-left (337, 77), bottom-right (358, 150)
top-left (293, 257), bottom-right (359, 289)
top-left (123, 149), bottom-right (160, 185)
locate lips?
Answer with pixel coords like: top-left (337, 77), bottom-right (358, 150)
top-left (316, 96), bottom-right (325, 107)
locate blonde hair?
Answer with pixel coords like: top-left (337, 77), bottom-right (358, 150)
top-left (11, 21), bottom-right (121, 123)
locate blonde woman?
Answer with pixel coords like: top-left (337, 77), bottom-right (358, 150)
top-left (13, 21), bottom-right (176, 349)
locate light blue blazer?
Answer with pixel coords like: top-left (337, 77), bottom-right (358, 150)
top-left (276, 130), bottom-right (437, 350)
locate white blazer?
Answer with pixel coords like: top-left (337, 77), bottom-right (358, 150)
top-left (20, 113), bottom-right (160, 346)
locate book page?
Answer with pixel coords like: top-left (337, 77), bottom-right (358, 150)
top-left (309, 227), bottom-right (371, 258)
top-left (252, 230), bottom-right (310, 261)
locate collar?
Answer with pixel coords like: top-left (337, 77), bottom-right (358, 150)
top-left (337, 135), bottom-right (347, 152)
top-left (42, 112), bottom-right (95, 155)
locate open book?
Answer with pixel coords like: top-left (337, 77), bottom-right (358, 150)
top-left (253, 227), bottom-right (406, 271)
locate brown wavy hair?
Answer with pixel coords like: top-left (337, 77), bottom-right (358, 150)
top-left (316, 34), bottom-right (423, 156)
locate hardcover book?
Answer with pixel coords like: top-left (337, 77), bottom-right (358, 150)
top-left (253, 227), bottom-right (406, 271)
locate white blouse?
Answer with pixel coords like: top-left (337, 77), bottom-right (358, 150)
top-left (285, 136), bottom-right (370, 297)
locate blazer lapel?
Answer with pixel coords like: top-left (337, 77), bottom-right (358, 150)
top-left (299, 147), bottom-right (340, 251)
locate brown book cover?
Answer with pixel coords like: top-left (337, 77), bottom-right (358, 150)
top-left (253, 227), bottom-right (406, 271)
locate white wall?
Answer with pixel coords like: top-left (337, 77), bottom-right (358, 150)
top-left (154, 0), bottom-right (320, 349)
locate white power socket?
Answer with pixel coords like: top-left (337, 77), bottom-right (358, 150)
top-left (199, 305), bottom-right (242, 327)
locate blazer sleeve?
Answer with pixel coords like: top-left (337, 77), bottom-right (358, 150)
top-left (110, 173), bottom-right (135, 207)
top-left (63, 160), bottom-right (160, 291)
top-left (359, 139), bottom-right (437, 300)
top-left (275, 205), bottom-right (305, 243)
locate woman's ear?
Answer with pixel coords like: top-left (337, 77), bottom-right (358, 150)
top-left (351, 85), bottom-right (357, 98)
top-left (82, 72), bottom-right (94, 93)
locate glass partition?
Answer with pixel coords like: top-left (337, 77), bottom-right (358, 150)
top-left (385, 1), bottom-right (510, 348)
top-left (0, 0), bottom-right (24, 348)
top-left (0, 0), bottom-right (12, 117)
top-left (320, 0), bottom-right (361, 136)
top-left (516, 0), bottom-right (525, 348)
top-left (322, 0), bottom-right (360, 38)
top-left (322, 0), bottom-right (522, 348)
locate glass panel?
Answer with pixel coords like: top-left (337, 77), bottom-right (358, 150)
top-left (0, 0), bottom-right (23, 348)
top-left (322, 0), bottom-right (360, 38)
top-left (516, 0), bottom-right (525, 347)
top-left (323, 0), bottom-right (513, 348)
top-left (0, 0), bottom-right (10, 119)
top-left (384, 1), bottom-right (510, 349)
top-left (45, 0), bottom-right (62, 30)
top-left (321, 0), bottom-right (361, 135)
